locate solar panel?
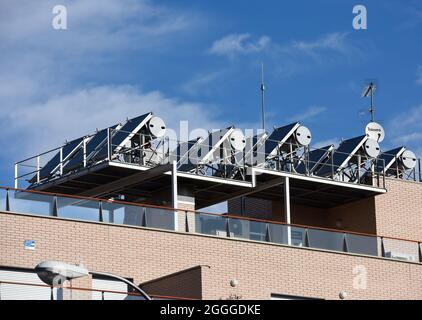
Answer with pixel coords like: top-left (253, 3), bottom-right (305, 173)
top-left (91, 113), bottom-right (151, 161)
top-left (196, 128), bottom-right (233, 163)
top-left (176, 138), bottom-right (202, 172)
top-left (29, 137), bottom-right (84, 183)
top-left (63, 126), bottom-right (117, 173)
top-left (316, 135), bottom-right (367, 177)
top-left (264, 123), bottom-right (299, 156)
top-left (244, 133), bottom-right (267, 166)
top-left (296, 145), bottom-right (334, 174)
top-left (376, 147), bottom-right (405, 172)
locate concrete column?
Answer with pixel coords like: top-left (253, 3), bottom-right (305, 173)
top-left (284, 176), bottom-right (291, 245)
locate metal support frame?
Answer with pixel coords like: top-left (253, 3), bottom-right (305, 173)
top-left (265, 224), bottom-right (271, 242)
top-left (14, 164), bottom-right (18, 189)
top-left (36, 156), bottom-right (41, 183)
top-left (304, 229), bottom-right (310, 247)
top-left (284, 176), bottom-right (291, 246)
top-left (50, 196), bottom-right (58, 217)
top-left (226, 218), bottom-right (231, 237)
top-left (185, 211), bottom-right (190, 233)
top-left (141, 207), bottom-right (147, 227)
top-left (172, 161), bottom-right (178, 232)
top-left (342, 234), bottom-right (349, 252)
top-left (83, 139), bottom-right (87, 168)
top-left (99, 201), bottom-right (103, 222)
top-left (5, 189), bottom-right (10, 211)
top-left (107, 128), bottom-right (112, 161)
top-left (60, 147), bottom-right (64, 174)
top-left (380, 237), bottom-right (386, 257)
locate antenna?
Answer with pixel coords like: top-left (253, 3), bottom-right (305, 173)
top-left (362, 81), bottom-right (376, 122)
top-left (260, 62), bottom-right (265, 131)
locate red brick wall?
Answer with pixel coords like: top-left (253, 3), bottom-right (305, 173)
top-left (140, 265), bottom-right (204, 299)
top-left (1, 211), bottom-right (422, 300)
top-left (374, 178), bottom-right (422, 241)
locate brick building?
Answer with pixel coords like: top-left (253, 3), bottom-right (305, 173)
top-left (1, 112), bottom-right (421, 300)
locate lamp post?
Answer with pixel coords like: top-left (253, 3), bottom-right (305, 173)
top-left (35, 261), bottom-right (151, 300)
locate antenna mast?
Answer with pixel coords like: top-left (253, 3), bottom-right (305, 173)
top-left (362, 81), bottom-right (376, 122)
top-left (260, 62), bottom-right (265, 131)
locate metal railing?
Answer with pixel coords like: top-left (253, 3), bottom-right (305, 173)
top-left (0, 280), bottom-right (196, 300)
top-left (1, 186), bottom-right (422, 264)
top-left (14, 130), bottom-right (397, 189)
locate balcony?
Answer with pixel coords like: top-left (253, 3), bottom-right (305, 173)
top-left (1, 186), bottom-right (421, 264)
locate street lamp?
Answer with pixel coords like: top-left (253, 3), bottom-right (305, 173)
top-left (35, 261), bottom-right (151, 300)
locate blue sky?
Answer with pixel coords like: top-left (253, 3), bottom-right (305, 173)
top-left (0, 0), bottom-right (422, 188)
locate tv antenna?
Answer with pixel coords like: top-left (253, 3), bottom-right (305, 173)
top-left (361, 81), bottom-right (376, 122)
top-left (361, 81), bottom-right (385, 142)
top-left (260, 62), bottom-right (265, 131)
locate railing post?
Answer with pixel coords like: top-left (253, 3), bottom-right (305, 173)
top-left (51, 286), bottom-right (54, 300)
top-left (14, 163), bottom-right (18, 189)
top-left (102, 291), bottom-right (105, 301)
top-left (60, 147), bottom-right (64, 174)
top-left (418, 242), bottom-right (422, 264)
top-left (380, 237), bottom-right (386, 258)
top-left (226, 218), bottom-right (231, 238)
top-left (304, 229), bottom-right (310, 248)
top-left (51, 196), bottom-right (58, 217)
top-left (83, 139), bottom-right (87, 167)
top-left (107, 128), bottom-right (112, 161)
top-left (5, 189), bottom-right (10, 211)
top-left (185, 211), bottom-right (189, 233)
top-left (99, 201), bottom-right (103, 222)
top-left (36, 156), bottom-right (40, 183)
top-left (265, 223), bottom-right (271, 242)
top-left (331, 149), bottom-right (335, 179)
top-left (141, 207), bottom-right (147, 227)
top-left (419, 159), bottom-right (422, 182)
top-left (342, 234), bottom-right (349, 253)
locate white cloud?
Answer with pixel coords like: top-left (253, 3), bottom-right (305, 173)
top-left (208, 32), bottom-right (363, 78)
top-left (388, 105), bottom-right (422, 157)
top-left (0, 0), bottom-right (200, 106)
top-left (416, 66), bottom-right (422, 85)
top-left (209, 33), bottom-right (271, 57)
top-left (0, 0), bottom-right (194, 52)
top-left (291, 33), bottom-right (349, 54)
top-left (0, 86), bottom-right (223, 160)
top-left (287, 106), bottom-right (327, 122)
top-left (181, 71), bottom-right (225, 96)
top-left (392, 132), bottom-right (422, 145)
top-left (0, 1), bottom-right (211, 161)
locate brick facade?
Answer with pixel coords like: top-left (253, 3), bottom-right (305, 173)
top-left (1, 211), bottom-right (422, 300)
top-left (375, 178), bottom-right (422, 240)
top-left (140, 265), bottom-right (205, 299)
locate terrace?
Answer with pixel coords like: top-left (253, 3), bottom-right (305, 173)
top-left (1, 186), bottom-right (421, 264)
